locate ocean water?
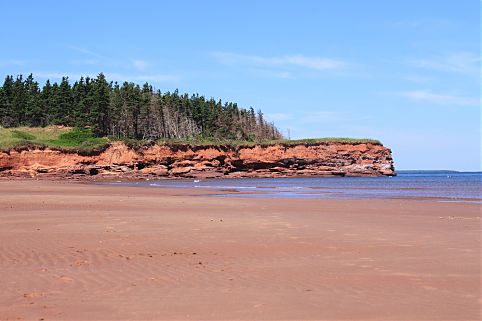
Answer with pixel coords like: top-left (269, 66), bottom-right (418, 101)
top-left (112, 171), bottom-right (482, 202)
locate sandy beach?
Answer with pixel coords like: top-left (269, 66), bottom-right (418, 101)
top-left (0, 180), bottom-right (480, 321)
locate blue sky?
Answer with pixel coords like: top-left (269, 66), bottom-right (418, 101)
top-left (0, 1), bottom-right (480, 170)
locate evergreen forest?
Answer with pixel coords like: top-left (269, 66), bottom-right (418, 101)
top-left (0, 73), bottom-right (283, 142)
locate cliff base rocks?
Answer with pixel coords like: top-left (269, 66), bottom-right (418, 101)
top-left (0, 141), bottom-right (395, 179)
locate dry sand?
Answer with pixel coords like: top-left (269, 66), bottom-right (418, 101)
top-left (0, 180), bottom-right (480, 320)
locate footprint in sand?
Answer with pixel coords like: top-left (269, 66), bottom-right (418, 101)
top-left (23, 292), bottom-right (45, 299)
top-left (421, 285), bottom-right (437, 290)
top-left (58, 275), bottom-right (73, 283)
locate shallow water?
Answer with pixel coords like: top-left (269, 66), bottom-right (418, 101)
top-left (109, 171), bottom-right (482, 202)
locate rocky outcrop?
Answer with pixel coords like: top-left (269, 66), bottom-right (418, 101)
top-left (0, 141), bottom-right (395, 179)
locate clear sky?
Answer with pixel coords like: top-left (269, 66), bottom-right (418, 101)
top-left (0, 1), bottom-right (480, 170)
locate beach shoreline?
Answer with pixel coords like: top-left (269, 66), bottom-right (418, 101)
top-left (0, 180), bottom-right (480, 320)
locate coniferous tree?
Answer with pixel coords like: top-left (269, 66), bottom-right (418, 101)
top-left (0, 75), bottom-right (14, 126)
top-left (49, 77), bottom-right (73, 125)
top-left (40, 80), bottom-right (53, 125)
top-left (11, 75), bottom-right (27, 126)
top-left (24, 74), bottom-right (43, 126)
top-left (91, 73), bottom-right (111, 136)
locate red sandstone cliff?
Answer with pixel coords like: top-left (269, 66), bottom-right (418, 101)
top-left (0, 141), bottom-right (395, 179)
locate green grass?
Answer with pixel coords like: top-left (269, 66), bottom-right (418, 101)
top-left (273, 137), bottom-right (382, 145)
top-left (156, 137), bottom-right (382, 147)
top-left (0, 126), bottom-right (109, 152)
top-left (0, 126), bottom-right (382, 151)
top-left (50, 128), bottom-right (108, 149)
top-left (11, 130), bottom-right (36, 141)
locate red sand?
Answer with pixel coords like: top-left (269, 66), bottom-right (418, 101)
top-left (0, 180), bottom-right (480, 320)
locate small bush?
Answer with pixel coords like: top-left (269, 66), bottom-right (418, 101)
top-left (52, 128), bottom-right (107, 148)
top-left (57, 128), bottom-right (93, 143)
top-left (11, 130), bottom-right (35, 141)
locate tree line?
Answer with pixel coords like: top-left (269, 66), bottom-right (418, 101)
top-left (0, 73), bottom-right (283, 141)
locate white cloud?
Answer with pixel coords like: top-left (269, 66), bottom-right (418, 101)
top-left (132, 59), bottom-right (149, 71)
top-left (245, 68), bottom-right (293, 79)
top-left (391, 20), bottom-right (421, 28)
top-left (29, 72), bottom-right (181, 84)
top-left (70, 58), bottom-right (105, 66)
top-left (266, 111), bottom-right (345, 124)
top-left (285, 54), bottom-right (346, 70)
top-left (402, 74), bottom-right (434, 84)
top-left (390, 18), bottom-right (453, 30)
top-left (82, 72), bottom-right (181, 84)
top-left (31, 72), bottom-right (82, 80)
top-left (401, 90), bottom-right (480, 106)
top-left (408, 52), bottom-right (480, 75)
top-left (107, 73), bottom-right (180, 83)
top-left (0, 59), bottom-right (27, 67)
top-left (67, 45), bottom-right (104, 58)
top-left (298, 111), bottom-right (343, 123)
top-left (266, 112), bottom-right (292, 121)
top-left (211, 52), bottom-right (347, 71)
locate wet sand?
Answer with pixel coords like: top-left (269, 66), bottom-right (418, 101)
top-left (0, 180), bottom-right (480, 320)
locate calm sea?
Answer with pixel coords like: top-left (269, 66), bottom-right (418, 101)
top-left (113, 171), bottom-right (482, 202)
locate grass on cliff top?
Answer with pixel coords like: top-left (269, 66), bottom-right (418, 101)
top-left (0, 126), bottom-right (382, 151)
top-left (0, 126), bottom-right (109, 152)
top-left (274, 137), bottom-right (381, 145)
top-left (156, 137), bottom-right (382, 147)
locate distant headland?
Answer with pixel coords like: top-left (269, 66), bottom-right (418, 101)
top-left (0, 74), bottom-right (395, 179)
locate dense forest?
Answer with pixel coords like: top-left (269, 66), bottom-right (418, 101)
top-left (0, 73), bottom-right (283, 141)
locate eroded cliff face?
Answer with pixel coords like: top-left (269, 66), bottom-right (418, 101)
top-left (0, 141), bottom-right (395, 179)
